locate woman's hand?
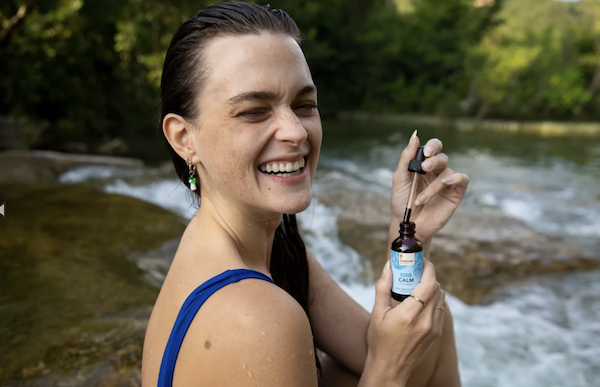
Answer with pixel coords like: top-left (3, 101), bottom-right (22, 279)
top-left (391, 131), bottom-right (469, 243)
top-left (361, 259), bottom-right (446, 386)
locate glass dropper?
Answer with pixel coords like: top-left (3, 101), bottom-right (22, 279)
top-left (403, 144), bottom-right (426, 223)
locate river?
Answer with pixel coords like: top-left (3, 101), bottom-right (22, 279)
top-left (57, 119), bottom-right (600, 386)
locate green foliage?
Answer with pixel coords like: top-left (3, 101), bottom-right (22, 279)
top-left (269, 0), bottom-right (500, 116)
top-left (10, 0), bottom-right (599, 151)
top-left (467, 0), bottom-right (600, 120)
top-left (0, 0), bottom-right (212, 148)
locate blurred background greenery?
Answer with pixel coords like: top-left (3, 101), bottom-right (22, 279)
top-left (2, 0), bottom-right (600, 155)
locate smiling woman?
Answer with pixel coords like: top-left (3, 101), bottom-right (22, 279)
top-left (142, 2), bottom-right (468, 387)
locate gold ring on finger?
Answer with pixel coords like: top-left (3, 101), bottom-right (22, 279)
top-left (409, 295), bottom-right (427, 307)
top-left (435, 306), bottom-right (445, 311)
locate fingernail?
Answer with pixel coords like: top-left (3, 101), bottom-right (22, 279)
top-left (441, 176), bottom-right (453, 184)
top-left (382, 260), bottom-right (390, 277)
top-left (424, 145), bottom-right (434, 157)
top-left (415, 194), bottom-right (427, 206)
top-left (422, 160), bottom-right (432, 171)
top-left (409, 130), bottom-right (418, 144)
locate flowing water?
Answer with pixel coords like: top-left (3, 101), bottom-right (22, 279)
top-left (57, 119), bottom-right (600, 386)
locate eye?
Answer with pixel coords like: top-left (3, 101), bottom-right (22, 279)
top-left (238, 109), bottom-right (270, 122)
top-left (294, 103), bottom-right (319, 114)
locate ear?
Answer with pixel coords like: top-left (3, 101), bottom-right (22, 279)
top-left (163, 113), bottom-right (197, 162)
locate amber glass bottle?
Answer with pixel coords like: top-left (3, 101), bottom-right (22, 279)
top-left (390, 222), bottom-right (424, 302)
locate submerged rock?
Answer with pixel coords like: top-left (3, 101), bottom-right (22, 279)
top-left (0, 183), bottom-right (185, 386)
top-left (313, 171), bottom-right (598, 305)
top-left (0, 150), bottom-right (144, 184)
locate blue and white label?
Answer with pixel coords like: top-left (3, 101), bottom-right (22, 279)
top-left (390, 250), bottom-right (424, 295)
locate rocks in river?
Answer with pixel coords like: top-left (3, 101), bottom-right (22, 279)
top-left (0, 183), bottom-right (185, 386)
top-left (313, 171), bottom-right (598, 305)
top-left (0, 150), bottom-right (144, 184)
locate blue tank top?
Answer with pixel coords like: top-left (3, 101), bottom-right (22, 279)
top-left (157, 269), bottom-right (275, 387)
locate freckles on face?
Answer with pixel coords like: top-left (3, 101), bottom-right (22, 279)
top-left (192, 33), bottom-right (322, 214)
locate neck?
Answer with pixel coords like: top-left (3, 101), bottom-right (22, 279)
top-left (195, 193), bottom-right (282, 272)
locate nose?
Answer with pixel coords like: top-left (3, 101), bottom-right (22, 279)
top-left (273, 109), bottom-right (308, 146)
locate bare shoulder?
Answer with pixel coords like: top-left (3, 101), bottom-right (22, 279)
top-left (173, 276), bottom-right (318, 387)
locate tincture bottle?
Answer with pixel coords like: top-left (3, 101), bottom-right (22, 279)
top-left (390, 221), bottom-right (423, 302)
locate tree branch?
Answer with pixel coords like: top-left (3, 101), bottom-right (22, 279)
top-left (0, 5), bottom-right (28, 42)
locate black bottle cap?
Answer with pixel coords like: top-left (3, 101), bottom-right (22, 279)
top-left (408, 146), bottom-right (426, 174)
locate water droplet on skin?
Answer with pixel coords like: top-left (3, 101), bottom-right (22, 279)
top-left (242, 364), bottom-right (247, 370)
top-left (309, 349), bottom-right (313, 355)
top-left (248, 371), bottom-right (253, 378)
top-left (255, 337), bottom-right (259, 341)
top-left (261, 331), bottom-right (267, 336)
top-left (267, 357), bottom-right (273, 363)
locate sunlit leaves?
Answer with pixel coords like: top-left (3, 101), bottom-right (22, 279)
top-left (468, 0), bottom-right (600, 119)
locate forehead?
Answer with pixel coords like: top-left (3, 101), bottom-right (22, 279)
top-left (201, 33), bottom-right (313, 99)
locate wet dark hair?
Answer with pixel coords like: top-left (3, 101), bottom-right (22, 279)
top-left (158, 1), bottom-right (320, 374)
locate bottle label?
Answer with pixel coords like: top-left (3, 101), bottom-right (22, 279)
top-left (390, 250), bottom-right (424, 296)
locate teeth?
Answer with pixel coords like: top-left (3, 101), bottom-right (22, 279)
top-left (274, 170), bottom-right (302, 177)
top-left (259, 158), bottom-right (306, 176)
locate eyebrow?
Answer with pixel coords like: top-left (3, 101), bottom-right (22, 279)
top-left (227, 85), bottom-right (317, 106)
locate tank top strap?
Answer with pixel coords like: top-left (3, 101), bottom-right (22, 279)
top-left (157, 269), bottom-right (275, 387)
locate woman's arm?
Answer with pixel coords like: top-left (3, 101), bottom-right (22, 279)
top-left (307, 250), bottom-right (370, 374)
top-left (309, 134), bottom-right (468, 384)
top-left (425, 307), bottom-right (461, 387)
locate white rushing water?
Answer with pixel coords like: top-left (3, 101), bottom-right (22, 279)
top-left (59, 156), bottom-right (600, 386)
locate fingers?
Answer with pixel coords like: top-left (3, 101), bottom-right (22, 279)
top-left (414, 171), bottom-right (470, 206)
top-left (432, 290), bottom-right (447, 335)
top-left (441, 172), bottom-right (470, 196)
top-left (422, 138), bottom-right (443, 158)
top-left (373, 261), bottom-right (393, 317)
top-left (412, 263), bottom-right (445, 337)
top-left (396, 130), bottom-right (421, 179)
top-left (421, 153), bottom-right (449, 173)
top-left (435, 290), bottom-right (447, 309)
top-left (395, 135), bottom-right (445, 184)
top-left (409, 258), bottom-right (439, 305)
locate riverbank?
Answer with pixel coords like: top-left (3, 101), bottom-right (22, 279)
top-left (338, 112), bottom-right (600, 136)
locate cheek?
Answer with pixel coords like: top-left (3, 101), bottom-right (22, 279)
top-left (307, 122), bottom-right (323, 161)
top-left (198, 128), bottom-right (260, 183)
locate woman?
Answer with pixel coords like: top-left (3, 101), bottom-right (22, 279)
top-left (142, 2), bottom-right (469, 386)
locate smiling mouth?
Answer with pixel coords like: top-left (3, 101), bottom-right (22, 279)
top-left (258, 158), bottom-right (306, 177)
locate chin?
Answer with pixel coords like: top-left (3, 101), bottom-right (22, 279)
top-left (269, 194), bottom-right (312, 216)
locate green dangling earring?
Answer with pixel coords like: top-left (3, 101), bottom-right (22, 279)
top-left (187, 158), bottom-right (198, 191)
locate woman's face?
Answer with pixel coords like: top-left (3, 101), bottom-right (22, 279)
top-left (193, 33), bottom-right (322, 219)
